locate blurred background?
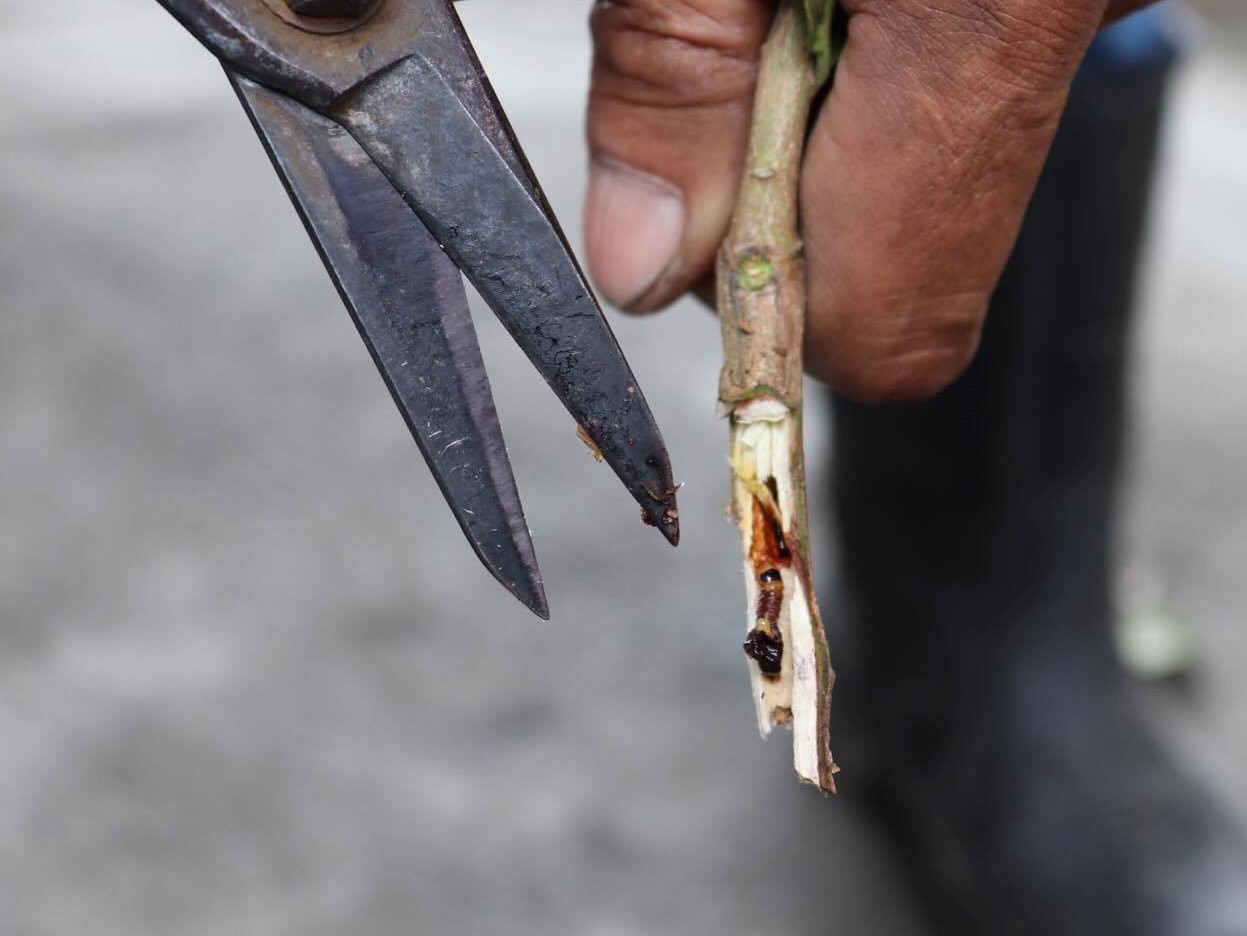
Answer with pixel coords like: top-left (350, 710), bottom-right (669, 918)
top-left (1, 1), bottom-right (1244, 933)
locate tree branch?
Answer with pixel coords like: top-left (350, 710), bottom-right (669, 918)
top-left (717, 0), bottom-right (837, 792)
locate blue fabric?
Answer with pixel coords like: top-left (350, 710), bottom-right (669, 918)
top-left (1083, 6), bottom-right (1179, 74)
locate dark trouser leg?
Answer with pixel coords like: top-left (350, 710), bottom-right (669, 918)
top-left (830, 63), bottom-right (1247, 935)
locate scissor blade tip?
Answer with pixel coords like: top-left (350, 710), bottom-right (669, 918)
top-left (639, 496), bottom-right (680, 547)
top-left (507, 576), bottom-right (550, 620)
top-left (527, 594), bottom-right (552, 621)
top-left (662, 517), bottom-right (680, 547)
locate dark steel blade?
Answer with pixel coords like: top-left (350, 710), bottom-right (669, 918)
top-left (230, 69), bottom-right (549, 618)
top-left (328, 38), bottom-right (680, 545)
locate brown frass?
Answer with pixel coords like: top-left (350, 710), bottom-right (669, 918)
top-left (744, 628), bottom-right (784, 676)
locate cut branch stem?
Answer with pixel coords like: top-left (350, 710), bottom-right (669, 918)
top-left (717, 0), bottom-right (837, 792)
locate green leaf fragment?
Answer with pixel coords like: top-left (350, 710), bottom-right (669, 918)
top-left (798, 0), bottom-right (838, 86)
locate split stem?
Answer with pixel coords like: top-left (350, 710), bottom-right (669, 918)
top-left (717, 0), bottom-right (837, 792)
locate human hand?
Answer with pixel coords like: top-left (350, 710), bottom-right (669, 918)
top-left (583, 0), bottom-right (1157, 400)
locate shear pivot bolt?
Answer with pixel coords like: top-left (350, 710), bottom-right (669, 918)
top-left (286, 0), bottom-right (374, 16)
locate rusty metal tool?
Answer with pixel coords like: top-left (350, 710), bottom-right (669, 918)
top-left (152, 0), bottom-right (680, 618)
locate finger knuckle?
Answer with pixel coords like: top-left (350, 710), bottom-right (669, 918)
top-left (848, 0), bottom-right (1094, 115)
top-left (824, 291), bottom-right (987, 402)
top-left (848, 338), bottom-right (979, 402)
top-left (590, 0), bottom-right (773, 110)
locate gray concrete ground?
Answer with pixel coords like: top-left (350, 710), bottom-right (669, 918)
top-left (0, 2), bottom-right (1244, 934)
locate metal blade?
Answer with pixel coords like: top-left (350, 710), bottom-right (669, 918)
top-left (328, 44), bottom-right (680, 546)
top-left (230, 69), bottom-right (549, 618)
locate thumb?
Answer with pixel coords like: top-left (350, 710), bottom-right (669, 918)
top-left (584, 0), bottom-right (775, 312)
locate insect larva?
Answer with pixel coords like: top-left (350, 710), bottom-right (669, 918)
top-left (756, 567), bottom-right (783, 628)
top-left (746, 567), bottom-right (785, 677)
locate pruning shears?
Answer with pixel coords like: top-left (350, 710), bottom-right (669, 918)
top-left (152, 0), bottom-right (680, 618)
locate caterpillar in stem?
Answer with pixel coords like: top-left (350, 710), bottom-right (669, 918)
top-left (756, 568), bottom-right (783, 626)
top-left (745, 566), bottom-right (785, 676)
top-left (743, 487), bottom-right (795, 679)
